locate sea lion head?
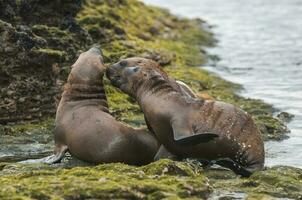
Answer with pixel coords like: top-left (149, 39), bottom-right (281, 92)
top-left (68, 47), bottom-right (105, 86)
top-left (106, 57), bottom-right (168, 96)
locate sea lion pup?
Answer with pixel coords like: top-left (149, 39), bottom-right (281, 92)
top-left (45, 48), bottom-right (158, 165)
top-left (106, 57), bottom-right (265, 177)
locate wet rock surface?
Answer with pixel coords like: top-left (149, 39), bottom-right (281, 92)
top-left (277, 112), bottom-right (295, 123)
top-left (206, 165), bottom-right (302, 199)
top-left (0, 119), bottom-right (54, 162)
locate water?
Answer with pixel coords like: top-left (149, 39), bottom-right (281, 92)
top-left (143, 0), bottom-right (302, 168)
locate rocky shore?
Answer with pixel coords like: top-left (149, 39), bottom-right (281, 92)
top-left (0, 0), bottom-right (300, 199)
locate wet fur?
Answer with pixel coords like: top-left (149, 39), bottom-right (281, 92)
top-left (107, 57), bottom-right (265, 177)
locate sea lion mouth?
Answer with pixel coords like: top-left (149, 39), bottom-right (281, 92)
top-left (111, 77), bottom-right (123, 87)
top-left (106, 67), bottom-right (123, 87)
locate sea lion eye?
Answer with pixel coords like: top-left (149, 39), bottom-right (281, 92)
top-left (120, 60), bottom-right (128, 67)
top-left (133, 67), bottom-right (139, 73)
top-left (125, 66), bottom-right (140, 75)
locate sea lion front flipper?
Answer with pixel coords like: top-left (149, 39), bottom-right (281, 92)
top-left (43, 145), bottom-right (68, 164)
top-left (174, 133), bottom-right (219, 145)
top-left (171, 119), bottom-right (219, 145)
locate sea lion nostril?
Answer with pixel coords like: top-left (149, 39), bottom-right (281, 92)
top-left (106, 68), bottom-right (112, 78)
top-left (89, 47), bottom-right (101, 55)
top-left (106, 67), bottom-right (117, 79)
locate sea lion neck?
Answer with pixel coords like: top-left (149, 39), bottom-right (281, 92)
top-left (137, 86), bottom-right (188, 119)
top-left (135, 74), bottom-right (178, 101)
top-left (62, 80), bottom-right (109, 112)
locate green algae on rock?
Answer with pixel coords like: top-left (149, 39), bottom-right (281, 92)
top-left (0, 1), bottom-right (92, 123)
top-left (0, 159), bottom-right (301, 199)
top-left (0, 159), bottom-right (212, 199)
top-left (205, 166), bottom-right (302, 199)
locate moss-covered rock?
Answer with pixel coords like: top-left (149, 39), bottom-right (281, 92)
top-left (0, 159), bottom-right (301, 199)
top-left (0, 0), bottom-right (92, 123)
top-left (0, 159), bottom-right (212, 199)
top-left (206, 166), bottom-right (302, 199)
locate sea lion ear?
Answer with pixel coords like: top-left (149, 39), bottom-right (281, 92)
top-left (175, 80), bottom-right (197, 98)
top-left (150, 69), bottom-right (162, 77)
top-left (171, 118), bottom-right (219, 145)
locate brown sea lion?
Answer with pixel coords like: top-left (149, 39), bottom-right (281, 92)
top-left (106, 57), bottom-right (265, 177)
top-left (45, 49), bottom-right (159, 165)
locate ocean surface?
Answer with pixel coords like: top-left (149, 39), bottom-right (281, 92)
top-left (144, 0), bottom-right (302, 168)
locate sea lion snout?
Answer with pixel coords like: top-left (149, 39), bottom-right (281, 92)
top-left (88, 47), bottom-right (102, 55)
top-left (68, 47), bottom-right (105, 85)
top-left (107, 60), bottom-right (128, 76)
top-left (106, 64), bottom-right (122, 87)
top-left (106, 60), bottom-right (133, 90)
top-left (107, 57), bottom-right (164, 96)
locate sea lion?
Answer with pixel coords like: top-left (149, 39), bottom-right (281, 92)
top-left (45, 49), bottom-right (158, 165)
top-left (106, 57), bottom-right (265, 177)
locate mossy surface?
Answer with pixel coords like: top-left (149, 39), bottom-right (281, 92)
top-left (0, 160), bottom-right (301, 199)
top-left (205, 166), bottom-right (302, 199)
top-left (0, 159), bottom-right (212, 200)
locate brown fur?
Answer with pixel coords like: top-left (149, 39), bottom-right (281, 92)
top-left (45, 49), bottom-right (159, 165)
top-left (106, 57), bottom-right (265, 176)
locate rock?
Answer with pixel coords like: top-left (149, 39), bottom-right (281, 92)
top-left (136, 32), bottom-right (152, 41)
top-left (254, 115), bottom-right (290, 141)
top-left (277, 112), bottom-right (294, 123)
top-left (0, 159), bottom-right (212, 199)
top-left (0, 119), bottom-right (54, 162)
top-left (197, 92), bottom-right (214, 100)
top-left (0, 1), bottom-right (92, 124)
top-left (205, 165), bottom-right (302, 200)
top-left (0, 159), bottom-right (301, 199)
top-left (141, 50), bottom-right (175, 66)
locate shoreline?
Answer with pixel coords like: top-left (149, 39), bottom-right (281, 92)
top-left (0, 0), bottom-right (288, 141)
top-left (0, 0), bottom-right (301, 199)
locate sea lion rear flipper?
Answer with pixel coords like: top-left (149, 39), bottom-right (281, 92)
top-left (171, 120), bottom-right (219, 145)
top-left (212, 158), bottom-right (258, 177)
top-left (43, 145), bottom-right (68, 164)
